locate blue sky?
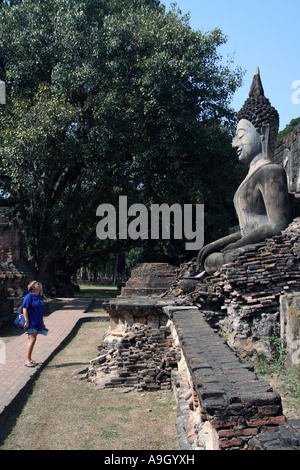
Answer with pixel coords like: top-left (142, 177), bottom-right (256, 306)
top-left (162, 0), bottom-right (300, 131)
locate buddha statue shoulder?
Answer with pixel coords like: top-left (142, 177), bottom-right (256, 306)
top-left (197, 67), bottom-right (290, 275)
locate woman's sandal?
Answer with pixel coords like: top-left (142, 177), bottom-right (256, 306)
top-left (24, 362), bottom-right (36, 367)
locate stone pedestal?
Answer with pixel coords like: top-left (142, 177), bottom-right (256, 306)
top-left (104, 262), bottom-right (177, 347)
top-left (103, 297), bottom-right (176, 348)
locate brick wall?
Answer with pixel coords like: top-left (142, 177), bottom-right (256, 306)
top-left (171, 307), bottom-right (287, 450)
top-left (0, 208), bottom-right (34, 327)
top-left (201, 217), bottom-right (300, 358)
top-left (169, 217), bottom-right (300, 359)
top-left (121, 263), bottom-right (177, 297)
top-left (101, 298), bottom-right (299, 450)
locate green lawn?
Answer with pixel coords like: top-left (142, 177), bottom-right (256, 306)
top-left (75, 284), bottom-right (120, 299)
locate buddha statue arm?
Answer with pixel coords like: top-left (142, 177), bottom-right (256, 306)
top-left (196, 230), bottom-right (241, 271)
top-left (223, 165), bottom-right (289, 252)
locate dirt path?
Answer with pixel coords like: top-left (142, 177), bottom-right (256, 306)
top-left (0, 319), bottom-right (179, 450)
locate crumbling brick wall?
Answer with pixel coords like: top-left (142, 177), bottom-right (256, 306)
top-left (0, 207), bottom-right (33, 328)
top-left (172, 308), bottom-right (288, 450)
top-left (121, 263), bottom-right (177, 297)
top-left (202, 217), bottom-right (300, 358)
top-left (170, 217), bottom-right (300, 359)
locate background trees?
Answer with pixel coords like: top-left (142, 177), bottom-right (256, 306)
top-left (0, 0), bottom-right (244, 292)
top-left (277, 117), bottom-right (300, 140)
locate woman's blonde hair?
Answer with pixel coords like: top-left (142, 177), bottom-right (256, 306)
top-left (28, 280), bottom-right (42, 292)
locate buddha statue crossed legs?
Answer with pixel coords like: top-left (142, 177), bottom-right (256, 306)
top-left (197, 68), bottom-right (290, 275)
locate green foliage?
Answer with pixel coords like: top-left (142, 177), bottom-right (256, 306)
top-left (0, 0), bottom-right (244, 287)
top-left (277, 116), bottom-right (300, 140)
top-left (253, 335), bottom-right (300, 414)
top-left (254, 335), bottom-right (287, 376)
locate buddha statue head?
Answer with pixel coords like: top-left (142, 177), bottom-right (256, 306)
top-left (233, 67), bottom-right (279, 162)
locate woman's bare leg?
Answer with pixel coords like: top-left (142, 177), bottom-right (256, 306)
top-left (25, 333), bottom-right (37, 365)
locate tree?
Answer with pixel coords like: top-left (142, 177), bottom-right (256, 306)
top-left (0, 0), bottom-right (243, 291)
top-left (277, 116), bottom-right (300, 140)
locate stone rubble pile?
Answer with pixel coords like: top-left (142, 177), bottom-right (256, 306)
top-left (165, 260), bottom-right (202, 306)
top-left (170, 217), bottom-right (300, 307)
top-left (165, 217), bottom-right (300, 357)
top-left (211, 217), bottom-right (300, 308)
top-left (75, 323), bottom-right (181, 392)
top-left (203, 218), bottom-right (300, 355)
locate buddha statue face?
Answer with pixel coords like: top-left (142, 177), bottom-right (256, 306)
top-left (232, 119), bottom-right (262, 164)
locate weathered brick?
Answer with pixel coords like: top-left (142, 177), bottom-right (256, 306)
top-left (219, 438), bottom-right (244, 449)
top-left (246, 416), bottom-right (286, 427)
top-left (257, 405), bottom-right (283, 416)
top-left (211, 419), bottom-right (238, 430)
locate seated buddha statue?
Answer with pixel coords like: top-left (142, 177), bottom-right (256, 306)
top-left (197, 67), bottom-right (290, 275)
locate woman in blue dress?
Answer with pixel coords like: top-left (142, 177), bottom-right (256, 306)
top-left (23, 281), bottom-right (46, 367)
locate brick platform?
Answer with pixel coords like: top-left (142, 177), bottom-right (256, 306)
top-left (103, 296), bottom-right (300, 450)
top-left (0, 298), bottom-right (107, 422)
top-left (168, 307), bottom-right (300, 450)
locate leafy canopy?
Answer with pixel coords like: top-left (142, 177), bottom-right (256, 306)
top-left (0, 0), bottom-right (244, 287)
top-left (277, 116), bottom-right (300, 140)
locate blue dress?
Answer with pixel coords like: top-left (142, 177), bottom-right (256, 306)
top-left (22, 292), bottom-right (45, 331)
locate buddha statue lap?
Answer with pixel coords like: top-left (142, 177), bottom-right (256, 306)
top-left (197, 68), bottom-right (290, 275)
